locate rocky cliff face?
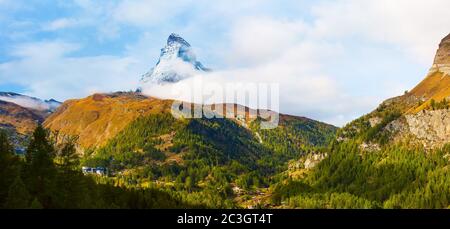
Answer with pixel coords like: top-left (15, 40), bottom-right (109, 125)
top-left (339, 33), bottom-right (450, 150)
top-left (386, 33), bottom-right (450, 149)
top-left (404, 109), bottom-right (450, 149)
top-left (429, 33), bottom-right (450, 75)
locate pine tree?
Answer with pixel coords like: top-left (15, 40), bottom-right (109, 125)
top-left (0, 130), bottom-right (16, 205)
top-left (55, 136), bottom-right (88, 208)
top-left (24, 125), bottom-right (56, 208)
top-left (56, 136), bottom-right (80, 172)
top-left (26, 125), bottom-right (55, 170)
top-left (185, 176), bottom-right (193, 192)
top-left (0, 130), bottom-right (13, 158)
top-left (30, 198), bottom-right (43, 209)
top-left (4, 175), bottom-right (30, 209)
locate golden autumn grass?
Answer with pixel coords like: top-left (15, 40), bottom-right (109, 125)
top-left (44, 93), bottom-right (174, 149)
top-left (408, 71), bottom-right (450, 113)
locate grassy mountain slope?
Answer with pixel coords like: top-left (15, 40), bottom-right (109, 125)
top-left (44, 92), bottom-right (174, 149)
top-left (45, 92), bottom-right (337, 153)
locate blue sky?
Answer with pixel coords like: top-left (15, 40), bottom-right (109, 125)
top-left (0, 0), bottom-right (449, 126)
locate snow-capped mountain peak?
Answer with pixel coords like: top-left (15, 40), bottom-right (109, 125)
top-left (167, 33), bottom-right (191, 47)
top-left (140, 33), bottom-right (209, 84)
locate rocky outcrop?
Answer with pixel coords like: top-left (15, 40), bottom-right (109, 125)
top-left (304, 153), bottom-right (328, 169)
top-left (287, 153), bottom-right (328, 171)
top-left (404, 109), bottom-right (450, 149)
top-left (369, 117), bottom-right (382, 127)
top-left (429, 33), bottom-right (450, 76)
top-left (382, 109), bottom-right (450, 149)
top-left (380, 34), bottom-right (450, 149)
top-left (360, 142), bottom-right (380, 152)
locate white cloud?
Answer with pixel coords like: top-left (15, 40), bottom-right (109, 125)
top-left (43, 18), bottom-right (79, 31)
top-left (112, 0), bottom-right (191, 27)
top-left (311, 0), bottom-right (450, 65)
top-left (0, 95), bottom-right (52, 111)
top-left (227, 17), bottom-right (308, 66)
top-left (0, 41), bottom-right (140, 100)
top-left (10, 41), bottom-right (80, 59)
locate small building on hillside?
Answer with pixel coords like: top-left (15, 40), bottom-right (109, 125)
top-left (82, 166), bottom-right (107, 176)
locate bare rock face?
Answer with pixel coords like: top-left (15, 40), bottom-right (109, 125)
top-left (385, 109), bottom-right (450, 149)
top-left (369, 117), bottom-right (382, 127)
top-left (360, 142), bottom-right (381, 152)
top-left (405, 109), bottom-right (450, 149)
top-left (304, 153), bottom-right (327, 169)
top-left (429, 33), bottom-right (450, 75)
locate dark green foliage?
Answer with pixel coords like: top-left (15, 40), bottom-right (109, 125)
top-left (85, 114), bottom-right (274, 189)
top-left (30, 198), bottom-right (43, 209)
top-left (0, 126), bottom-right (201, 209)
top-left (337, 107), bottom-right (401, 145)
top-left (361, 111), bottom-right (401, 144)
top-left (0, 130), bottom-right (18, 204)
top-left (273, 141), bottom-right (450, 209)
top-left (0, 130), bottom-right (13, 156)
top-left (428, 98), bottom-right (450, 110)
top-left (83, 114), bottom-right (176, 169)
top-left (250, 117), bottom-right (336, 158)
top-left (55, 136), bottom-right (80, 172)
top-left (23, 125), bottom-right (57, 208)
top-left (4, 175), bottom-right (30, 209)
top-left (175, 117), bottom-right (271, 168)
top-left (25, 125), bottom-right (56, 182)
top-left (80, 113), bottom-right (336, 206)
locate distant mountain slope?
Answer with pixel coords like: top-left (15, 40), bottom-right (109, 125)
top-left (0, 100), bottom-right (44, 135)
top-left (44, 92), bottom-right (337, 153)
top-left (0, 92), bottom-right (61, 151)
top-left (44, 92), bottom-right (173, 149)
top-left (337, 33), bottom-right (450, 149)
top-left (0, 92), bottom-right (61, 112)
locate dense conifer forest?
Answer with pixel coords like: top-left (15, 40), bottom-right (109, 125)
top-left (2, 112), bottom-right (450, 209)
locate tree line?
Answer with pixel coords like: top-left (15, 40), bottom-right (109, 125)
top-left (0, 126), bottom-right (201, 209)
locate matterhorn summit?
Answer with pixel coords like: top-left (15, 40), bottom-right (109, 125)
top-left (140, 33), bottom-right (210, 84)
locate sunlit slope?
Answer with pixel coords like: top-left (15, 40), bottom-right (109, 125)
top-left (44, 92), bottom-right (173, 149)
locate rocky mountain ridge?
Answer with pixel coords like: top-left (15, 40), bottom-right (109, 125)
top-left (339, 33), bottom-right (450, 149)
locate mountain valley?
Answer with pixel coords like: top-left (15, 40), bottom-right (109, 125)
top-left (2, 33), bottom-right (450, 209)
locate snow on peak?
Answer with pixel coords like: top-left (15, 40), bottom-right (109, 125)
top-left (140, 33), bottom-right (209, 84)
top-left (167, 33), bottom-right (191, 47)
